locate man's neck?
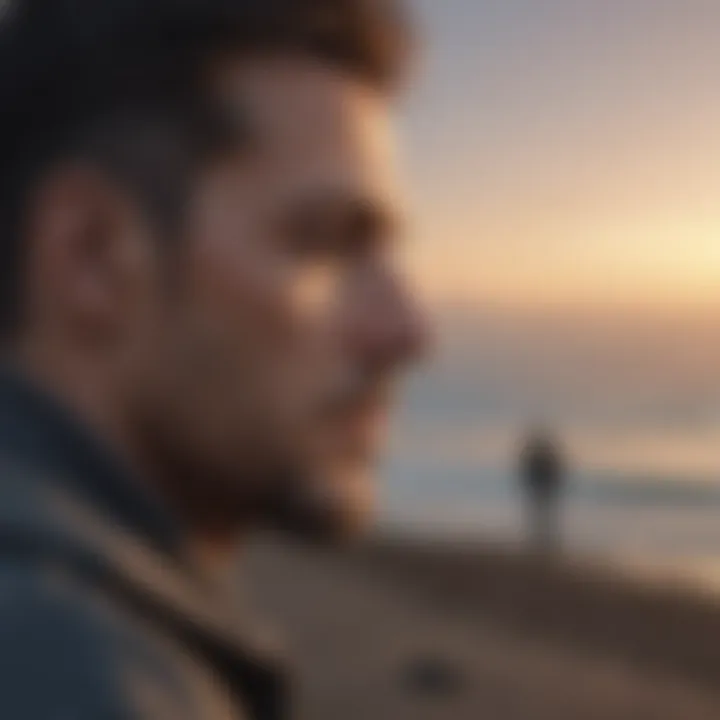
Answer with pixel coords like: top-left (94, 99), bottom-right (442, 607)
top-left (9, 343), bottom-right (250, 572)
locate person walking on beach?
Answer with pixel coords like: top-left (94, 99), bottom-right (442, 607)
top-left (0, 1), bottom-right (425, 718)
top-left (519, 429), bottom-right (566, 552)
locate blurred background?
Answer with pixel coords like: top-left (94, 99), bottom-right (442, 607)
top-left (376, 0), bottom-right (720, 581)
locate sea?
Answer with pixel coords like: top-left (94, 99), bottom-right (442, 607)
top-left (376, 305), bottom-right (720, 591)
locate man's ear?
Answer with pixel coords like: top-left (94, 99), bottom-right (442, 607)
top-left (25, 163), bottom-right (155, 345)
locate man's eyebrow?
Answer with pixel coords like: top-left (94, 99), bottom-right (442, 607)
top-left (288, 190), bottom-right (403, 232)
top-left (350, 197), bottom-right (401, 244)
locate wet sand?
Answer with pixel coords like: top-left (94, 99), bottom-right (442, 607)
top-left (246, 539), bottom-right (720, 720)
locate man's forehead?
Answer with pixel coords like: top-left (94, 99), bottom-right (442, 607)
top-left (212, 55), bottom-right (402, 204)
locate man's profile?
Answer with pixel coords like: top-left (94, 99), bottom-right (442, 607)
top-left (0, 1), bottom-right (425, 718)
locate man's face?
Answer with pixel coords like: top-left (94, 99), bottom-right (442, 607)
top-left (131, 57), bottom-right (426, 539)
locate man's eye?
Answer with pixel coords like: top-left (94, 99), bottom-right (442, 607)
top-left (286, 217), bottom-right (339, 259)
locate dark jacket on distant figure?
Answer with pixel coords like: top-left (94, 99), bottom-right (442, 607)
top-left (0, 369), bottom-right (288, 720)
top-left (520, 437), bottom-right (564, 499)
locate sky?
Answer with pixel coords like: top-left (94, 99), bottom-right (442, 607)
top-left (384, 1), bottom-right (720, 495)
top-left (401, 0), bottom-right (720, 308)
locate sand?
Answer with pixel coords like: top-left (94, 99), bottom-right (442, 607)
top-left (246, 539), bottom-right (720, 720)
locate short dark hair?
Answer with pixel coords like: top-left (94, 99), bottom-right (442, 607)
top-left (0, 0), bottom-right (410, 336)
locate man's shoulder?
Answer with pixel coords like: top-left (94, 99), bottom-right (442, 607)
top-left (0, 555), bottom-right (199, 719)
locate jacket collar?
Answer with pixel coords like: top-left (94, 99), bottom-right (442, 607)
top-left (0, 366), bottom-right (289, 719)
top-left (0, 365), bottom-right (183, 558)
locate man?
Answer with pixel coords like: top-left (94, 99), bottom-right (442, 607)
top-left (0, 1), bottom-right (426, 718)
top-left (519, 428), bottom-right (566, 553)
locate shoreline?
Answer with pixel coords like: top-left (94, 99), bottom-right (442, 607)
top-left (247, 537), bottom-right (720, 719)
top-left (351, 536), bottom-right (720, 690)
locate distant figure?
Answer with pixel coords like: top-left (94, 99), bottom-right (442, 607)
top-left (519, 430), bottom-right (566, 552)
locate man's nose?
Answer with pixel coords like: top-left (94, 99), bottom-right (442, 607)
top-left (346, 268), bottom-right (431, 371)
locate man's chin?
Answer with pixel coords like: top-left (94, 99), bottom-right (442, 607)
top-left (269, 469), bottom-right (376, 545)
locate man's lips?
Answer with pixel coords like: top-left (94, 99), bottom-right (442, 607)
top-left (323, 380), bottom-right (392, 418)
top-left (333, 403), bottom-right (390, 458)
top-left (315, 382), bottom-right (394, 458)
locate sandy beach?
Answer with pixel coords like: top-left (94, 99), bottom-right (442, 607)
top-left (246, 539), bottom-right (720, 720)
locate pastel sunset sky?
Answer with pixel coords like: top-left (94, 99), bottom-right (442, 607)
top-left (402, 0), bottom-right (720, 308)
